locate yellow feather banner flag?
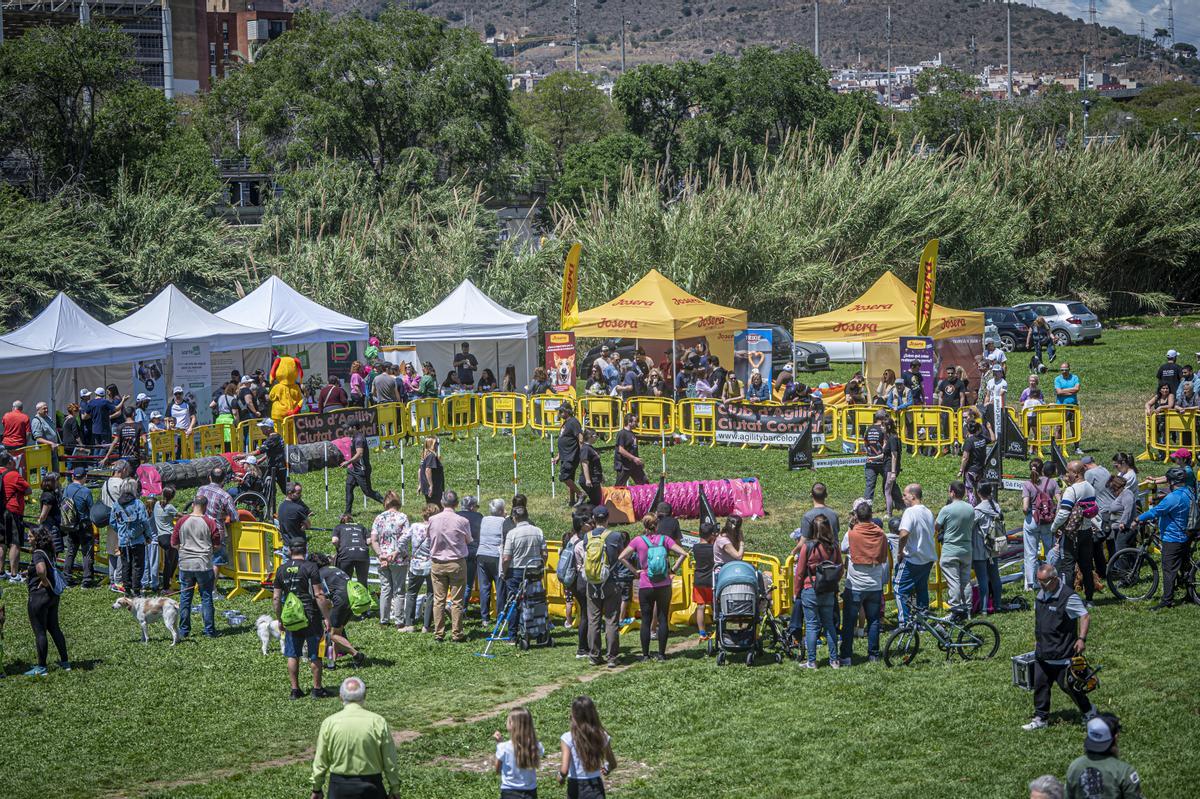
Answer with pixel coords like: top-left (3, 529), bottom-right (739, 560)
top-left (560, 242), bottom-right (581, 330)
top-left (915, 239), bottom-right (939, 337)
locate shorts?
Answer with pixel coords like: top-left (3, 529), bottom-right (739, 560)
top-left (558, 459), bottom-right (579, 483)
top-left (692, 585), bottom-right (713, 605)
top-left (283, 630), bottom-right (322, 661)
top-left (2, 510), bottom-right (25, 548)
top-left (329, 597), bottom-right (351, 629)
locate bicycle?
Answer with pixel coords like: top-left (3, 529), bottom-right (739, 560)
top-left (882, 598), bottom-right (1000, 667)
top-left (1106, 522), bottom-right (1199, 604)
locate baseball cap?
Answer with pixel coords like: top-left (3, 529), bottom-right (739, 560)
top-left (257, 418), bottom-right (275, 428)
top-left (1080, 455), bottom-right (1095, 465)
top-left (172, 386), bottom-right (184, 394)
top-left (591, 505), bottom-right (609, 520)
top-left (992, 364), bottom-right (1004, 372)
top-left (135, 393), bottom-right (148, 402)
top-left (150, 411), bottom-right (163, 420)
top-left (94, 386), bottom-right (106, 395)
top-left (1171, 447), bottom-right (1191, 460)
top-left (600, 345), bottom-right (610, 352)
top-left (240, 375), bottom-right (252, 384)
top-left (71, 466), bottom-right (87, 479)
top-left (783, 363), bottom-right (793, 371)
top-left (79, 388), bottom-right (92, 398)
top-left (656, 502), bottom-right (673, 515)
top-left (751, 368), bottom-right (761, 376)
top-left (244, 455), bottom-right (258, 465)
top-left (1167, 349), bottom-right (1179, 359)
top-left (1084, 716), bottom-right (1114, 753)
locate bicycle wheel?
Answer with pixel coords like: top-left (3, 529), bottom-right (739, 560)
top-left (234, 491), bottom-right (268, 521)
top-left (1186, 563), bottom-right (1200, 607)
top-left (883, 626), bottom-right (920, 667)
top-left (1106, 549), bottom-right (1159, 601)
top-left (955, 620), bottom-right (1000, 661)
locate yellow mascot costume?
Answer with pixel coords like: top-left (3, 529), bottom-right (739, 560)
top-left (268, 355), bottom-right (305, 434)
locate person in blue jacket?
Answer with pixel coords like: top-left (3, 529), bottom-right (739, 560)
top-left (1137, 467), bottom-right (1195, 610)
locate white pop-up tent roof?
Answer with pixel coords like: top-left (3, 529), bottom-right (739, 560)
top-left (392, 280), bottom-right (539, 389)
top-left (0, 339), bottom-right (51, 377)
top-left (112, 284), bottom-right (272, 352)
top-left (217, 275), bottom-right (369, 345)
top-left (1, 293), bottom-right (163, 370)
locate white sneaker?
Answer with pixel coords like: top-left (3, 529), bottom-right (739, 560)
top-left (1022, 718), bottom-right (1048, 731)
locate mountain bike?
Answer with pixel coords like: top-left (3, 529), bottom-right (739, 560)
top-left (1106, 522), bottom-right (1199, 604)
top-left (883, 598), bottom-right (1000, 667)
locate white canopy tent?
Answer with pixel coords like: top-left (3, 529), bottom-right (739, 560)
top-left (112, 284), bottom-right (273, 351)
top-left (0, 293), bottom-right (164, 413)
top-left (217, 276), bottom-right (369, 346)
top-left (391, 279), bottom-right (538, 389)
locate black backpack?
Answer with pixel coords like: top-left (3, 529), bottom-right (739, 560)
top-left (807, 541), bottom-right (840, 595)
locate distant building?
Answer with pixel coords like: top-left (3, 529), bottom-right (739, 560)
top-left (204, 0), bottom-right (292, 87)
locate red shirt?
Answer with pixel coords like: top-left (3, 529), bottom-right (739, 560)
top-left (2, 411), bottom-right (30, 448)
top-left (2, 468), bottom-right (30, 514)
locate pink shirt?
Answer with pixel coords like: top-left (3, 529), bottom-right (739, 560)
top-left (427, 508), bottom-right (471, 561)
top-left (629, 533), bottom-right (673, 590)
top-left (350, 372), bottom-right (366, 396)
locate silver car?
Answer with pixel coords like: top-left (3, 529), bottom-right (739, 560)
top-left (1013, 300), bottom-right (1102, 347)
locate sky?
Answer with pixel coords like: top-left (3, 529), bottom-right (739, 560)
top-left (1033, 1), bottom-right (1200, 47)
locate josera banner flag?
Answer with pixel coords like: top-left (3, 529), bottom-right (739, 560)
top-left (560, 243), bottom-right (581, 330)
top-left (915, 239), bottom-right (939, 337)
top-left (545, 332), bottom-right (577, 394)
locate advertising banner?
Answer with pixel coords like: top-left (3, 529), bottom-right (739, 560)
top-left (132, 358), bottom-right (168, 418)
top-left (733, 328), bottom-right (773, 386)
top-left (545, 331), bottom-right (577, 393)
top-left (915, 239), bottom-right (939, 337)
top-left (172, 342), bottom-right (212, 424)
top-left (899, 336), bottom-right (937, 404)
top-left (715, 402), bottom-right (825, 447)
top-left (326, 341), bottom-right (358, 384)
top-left (292, 407), bottom-right (378, 446)
top-left (560, 243), bottom-right (581, 330)
top-left (787, 420), bottom-right (814, 470)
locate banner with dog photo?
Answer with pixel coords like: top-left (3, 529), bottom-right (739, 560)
top-left (545, 332), bottom-right (576, 393)
top-left (733, 328), bottom-right (773, 386)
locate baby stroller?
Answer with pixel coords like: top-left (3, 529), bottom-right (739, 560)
top-left (709, 561), bottom-right (793, 666)
top-left (516, 569), bottom-right (553, 651)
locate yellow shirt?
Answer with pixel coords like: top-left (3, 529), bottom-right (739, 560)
top-left (311, 702), bottom-right (400, 793)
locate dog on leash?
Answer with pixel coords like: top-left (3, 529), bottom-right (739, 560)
top-left (256, 614), bottom-right (284, 655)
top-left (112, 596), bottom-right (179, 645)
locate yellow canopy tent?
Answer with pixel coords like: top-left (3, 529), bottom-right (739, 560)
top-left (568, 269), bottom-right (747, 367)
top-left (792, 271), bottom-right (985, 396)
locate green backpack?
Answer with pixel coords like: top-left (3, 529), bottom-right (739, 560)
top-left (347, 580), bottom-right (374, 616)
top-left (280, 592), bottom-right (309, 632)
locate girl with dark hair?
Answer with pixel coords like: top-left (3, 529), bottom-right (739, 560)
top-left (559, 696), bottom-right (616, 799)
top-left (25, 526), bottom-right (69, 676)
top-left (793, 514), bottom-right (842, 669)
top-left (1021, 458), bottom-right (1059, 591)
top-left (713, 515), bottom-right (745, 578)
top-left (36, 473), bottom-right (63, 554)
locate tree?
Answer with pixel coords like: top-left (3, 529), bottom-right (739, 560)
top-left (613, 61), bottom-right (702, 174)
top-left (515, 71), bottom-right (622, 172)
top-left (549, 133), bottom-right (656, 208)
top-left (908, 67), bottom-right (994, 148)
top-left (207, 10), bottom-right (521, 186)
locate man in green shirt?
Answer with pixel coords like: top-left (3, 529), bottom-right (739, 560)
top-left (935, 481), bottom-right (975, 619)
top-left (311, 677), bottom-right (401, 799)
top-left (1066, 713), bottom-right (1143, 799)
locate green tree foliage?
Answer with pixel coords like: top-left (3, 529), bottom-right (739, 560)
top-left (906, 67), bottom-right (997, 147)
top-left (208, 10), bottom-right (521, 186)
top-left (515, 71), bottom-right (623, 172)
top-left (549, 133), bottom-right (656, 209)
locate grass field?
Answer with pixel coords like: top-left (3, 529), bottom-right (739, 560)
top-left (2, 316), bottom-right (1199, 799)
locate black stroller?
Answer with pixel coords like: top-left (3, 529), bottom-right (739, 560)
top-left (708, 561), bottom-right (796, 666)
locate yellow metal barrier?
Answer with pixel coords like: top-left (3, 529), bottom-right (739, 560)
top-left (233, 419), bottom-right (267, 454)
top-left (18, 444), bottom-right (54, 484)
top-left (147, 429), bottom-right (180, 463)
top-left (676, 398), bottom-right (720, 445)
top-left (1143, 409), bottom-right (1198, 461)
top-left (529, 394), bottom-right (568, 437)
top-left (1026, 403), bottom-right (1082, 455)
top-left (481, 392), bottom-right (527, 435)
top-left (743, 552), bottom-right (786, 617)
top-left (405, 398), bottom-right (443, 437)
top-left (188, 424), bottom-right (229, 458)
top-left (374, 402), bottom-right (403, 446)
top-left (441, 394), bottom-right (479, 439)
top-left (898, 406), bottom-right (958, 456)
top-left (579, 396), bottom-right (622, 437)
top-left (218, 521), bottom-right (284, 601)
top-left (841, 405), bottom-right (891, 453)
top-left (626, 397), bottom-right (676, 436)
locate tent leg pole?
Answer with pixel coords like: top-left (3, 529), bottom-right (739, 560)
top-left (323, 441), bottom-right (329, 511)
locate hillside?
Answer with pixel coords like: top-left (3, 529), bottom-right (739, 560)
top-left (291, 0), bottom-right (1195, 80)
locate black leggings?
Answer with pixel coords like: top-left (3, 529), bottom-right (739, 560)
top-left (1057, 533), bottom-right (1094, 601)
top-left (158, 535), bottom-right (178, 590)
top-left (28, 591), bottom-right (68, 668)
top-left (638, 585), bottom-right (671, 657)
top-left (121, 543), bottom-right (146, 597)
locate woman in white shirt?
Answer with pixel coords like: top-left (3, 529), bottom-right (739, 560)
top-left (400, 504), bottom-right (436, 632)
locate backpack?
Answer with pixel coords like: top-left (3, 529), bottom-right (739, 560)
top-left (60, 488), bottom-right (80, 531)
top-left (556, 540), bottom-right (577, 588)
top-left (641, 534), bottom-right (669, 582)
top-left (583, 529), bottom-right (610, 585)
top-left (808, 542), bottom-right (840, 595)
top-left (1185, 487), bottom-right (1200, 537)
top-left (976, 501), bottom-right (1007, 556)
top-left (346, 580), bottom-right (374, 616)
top-left (1032, 480), bottom-right (1056, 525)
top-left (280, 592), bottom-right (309, 631)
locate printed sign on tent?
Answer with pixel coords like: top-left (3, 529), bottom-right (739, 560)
top-left (715, 402), bottom-right (824, 447)
top-left (898, 336), bottom-right (937, 404)
top-left (733, 328), bottom-right (773, 386)
top-left (545, 332), bottom-right (576, 393)
top-left (132, 358), bottom-right (167, 419)
top-left (172, 342), bottom-right (212, 425)
top-left (326, 341), bottom-right (358, 384)
top-left (210, 351), bottom-right (244, 387)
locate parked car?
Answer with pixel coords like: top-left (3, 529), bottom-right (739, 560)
top-left (1012, 300), bottom-right (1103, 347)
top-left (580, 338), bottom-right (637, 375)
top-left (817, 340), bottom-right (865, 363)
top-left (973, 306), bottom-right (1035, 352)
top-left (748, 323), bottom-right (831, 373)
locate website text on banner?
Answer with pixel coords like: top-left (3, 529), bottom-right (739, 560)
top-left (715, 402), bottom-right (825, 446)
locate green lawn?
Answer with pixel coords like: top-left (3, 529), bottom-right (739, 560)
top-left (2, 316), bottom-right (1199, 799)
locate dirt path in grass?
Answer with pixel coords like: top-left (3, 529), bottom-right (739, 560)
top-left (108, 637), bottom-right (698, 798)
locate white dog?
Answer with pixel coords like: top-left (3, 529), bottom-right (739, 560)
top-left (113, 596), bottom-right (179, 645)
top-left (256, 614), bottom-right (284, 656)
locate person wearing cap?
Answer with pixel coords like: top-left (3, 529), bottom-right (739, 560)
top-left (75, 389), bottom-right (93, 445)
top-left (132, 393), bottom-right (151, 434)
top-left (232, 454), bottom-right (266, 499)
top-left (983, 338), bottom-right (1007, 368)
top-left (147, 411), bottom-right (167, 433)
top-left (244, 418), bottom-right (287, 514)
top-left (1157, 349), bottom-right (1182, 395)
top-left (1066, 713), bottom-right (1143, 798)
top-left (236, 374), bottom-right (260, 420)
top-left (583, 505), bottom-right (624, 668)
top-left (552, 403), bottom-right (584, 506)
top-left (85, 386), bottom-right (126, 448)
top-left (1022, 562), bottom-right (1095, 731)
top-left (1137, 466), bottom-right (1195, 610)
top-left (1155, 448), bottom-right (1196, 492)
top-left (169, 387), bottom-right (196, 435)
top-left (744, 368), bottom-right (770, 402)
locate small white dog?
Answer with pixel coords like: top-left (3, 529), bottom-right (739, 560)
top-left (256, 614), bottom-right (284, 656)
top-left (113, 596), bottom-right (179, 645)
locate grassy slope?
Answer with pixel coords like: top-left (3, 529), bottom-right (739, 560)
top-left (2, 316), bottom-right (1199, 799)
